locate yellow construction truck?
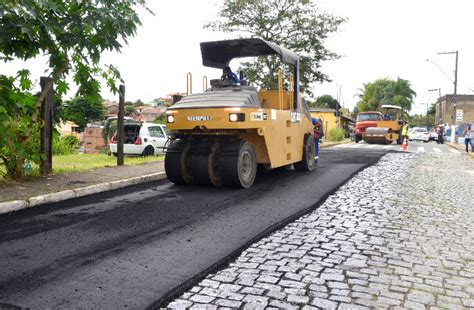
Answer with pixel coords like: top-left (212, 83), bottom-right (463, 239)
top-left (354, 105), bottom-right (404, 144)
top-left (164, 38), bottom-right (315, 188)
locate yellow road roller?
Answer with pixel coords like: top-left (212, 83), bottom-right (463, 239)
top-left (363, 105), bottom-right (404, 144)
top-left (164, 38), bottom-right (316, 188)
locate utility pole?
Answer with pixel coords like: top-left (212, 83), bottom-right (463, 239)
top-left (40, 77), bottom-right (53, 176)
top-left (438, 51), bottom-right (458, 124)
top-left (117, 84), bottom-right (125, 166)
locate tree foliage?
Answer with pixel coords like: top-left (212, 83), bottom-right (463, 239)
top-left (62, 96), bottom-right (105, 128)
top-left (206, 0), bottom-right (345, 96)
top-left (0, 73), bottom-right (41, 178)
top-left (0, 0), bottom-right (149, 178)
top-left (355, 78), bottom-right (416, 114)
top-left (125, 104), bottom-right (137, 116)
top-left (315, 94), bottom-right (339, 109)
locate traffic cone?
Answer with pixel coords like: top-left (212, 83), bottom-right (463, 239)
top-left (402, 137), bottom-right (408, 152)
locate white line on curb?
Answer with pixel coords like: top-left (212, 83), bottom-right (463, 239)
top-left (0, 172), bottom-right (166, 215)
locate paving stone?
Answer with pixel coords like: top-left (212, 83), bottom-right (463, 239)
top-left (214, 298), bottom-right (242, 308)
top-left (268, 300), bottom-right (298, 309)
top-left (266, 290), bottom-right (286, 300)
top-left (242, 303), bottom-right (266, 310)
top-left (218, 283), bottom-right (241, 292)
top-left (168, 299), bottom-right (193, 309)
top-left (311, 297), bottom-right (338, 309)
top-left (436, 295), bottom-right (462, 305)
top-left (279, 279), bottom-right (306, 289)
top-left (200, 279), bottom-right (220, 289)
top-left (287, 294), bottom-right (310, 304)
top-left (257, 275), bottom-right (280, 284)
top-left (189, 294), bottom-right (215, 304)
top-left (189, 304), bottom-right (217, 310)
top-left (402, 301), bottom-right (426, 309)
top-left (462, 299), bottom-right (474, 307)
top-left (320, 272), bottom-right (345, 282)
top-left (240, 287), bottom-right (265, 295)
top-left (407, 291), bottom-right (435, 305)
top-left (328, 295), bottom-right (351, 303)
top-left (338, 303), bottom-right (370, 310)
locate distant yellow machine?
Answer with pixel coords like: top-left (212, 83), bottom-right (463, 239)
top-left (164, 38), bottom-right (316, 188)
top-left (357, 105), bottom-right (404, 144)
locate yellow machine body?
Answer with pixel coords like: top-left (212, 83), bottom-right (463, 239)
top-left (164, 38), bottom-right (316, 188)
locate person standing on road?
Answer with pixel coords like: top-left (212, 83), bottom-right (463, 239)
top-left (401, 122), bottom-right (409, 146)
top-left (463, 123), bottom-right (472, 154)
top-left (468, 123), bottom-right (474, 156)
top-left (437, 125), bottom-right (444, 144)
top-left (312, 118), bottom-right (323, 163)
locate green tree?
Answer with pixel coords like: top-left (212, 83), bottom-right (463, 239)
top-left (356, 78), bottom-right (416, 114)
top-left (315, 94), bottom-right (339, 109)
top-left (154, 113), bottom-right (166, 125)
top-left (125, 104), bottom-right (137, 116)
top-left (427, 103), bottom-right (436, 126)
top-left (0, 0), bottom-right (149, 178)
top-left (102, 118), bottom-right (117, 145)
top-left (206, 0), bottom-right (345, 96)
top-left (133, 99), bottom-right (145, 107)
top-left (62, 96), bottom-right (105, 129)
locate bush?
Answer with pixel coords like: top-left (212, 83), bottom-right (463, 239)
top-left (102, 119), bottom-right (117, 144)
top-left (100, 147), bottom-right (111, 155)
top-left (53, 133), bottom-right (80, 155)
top-left (154, 113), bottom-right (166, 124)
top-left (328, 128), bottom-right (345, 142)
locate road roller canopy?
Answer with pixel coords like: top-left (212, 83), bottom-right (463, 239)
top-left (380, 105), bottom-right (402, 110)
top-left (200, 38), bottom-right (299, 69)
top-left (170, 88), bottom-right (261, 109)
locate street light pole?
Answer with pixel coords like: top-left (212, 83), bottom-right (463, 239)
top-left (428, 88), bottom-right (441, 126)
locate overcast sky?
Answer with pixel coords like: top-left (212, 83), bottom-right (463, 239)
top-left (3, 0), bottom-right (473, 115)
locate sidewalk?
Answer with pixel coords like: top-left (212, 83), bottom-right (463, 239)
top-left (0, 161), bottom-right (166, 214)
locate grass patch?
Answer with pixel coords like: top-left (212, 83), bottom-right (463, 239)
top-left (53, 154), bottom-right (164, 173)
top-left (0, 154), bottom-right (164, 179)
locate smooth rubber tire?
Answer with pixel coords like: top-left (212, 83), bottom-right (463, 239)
top-left (220, 141), bottom-right (257, 189)
top-left (165, 139), bottom-right (193, 185)
top-left (191, 141), bottom-right (222, 187)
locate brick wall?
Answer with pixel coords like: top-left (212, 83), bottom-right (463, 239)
top-left (83, 126), bottom-right (105, 154)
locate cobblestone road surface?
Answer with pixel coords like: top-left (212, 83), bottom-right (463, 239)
top-left (168, 153), bottom-right (474, 309)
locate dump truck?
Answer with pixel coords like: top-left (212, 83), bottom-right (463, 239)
top-left (164, 38), bottom-right (316, 188)
top-left (354, 105), bottom-right (404, 144)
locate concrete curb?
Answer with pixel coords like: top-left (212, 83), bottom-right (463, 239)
top-left (0, 172), bottom-right (166, 215)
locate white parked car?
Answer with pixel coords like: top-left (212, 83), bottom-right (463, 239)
top-left (408, 127), bottom-right (429, 142)
top-left (109, 123), bottom-right (169, 156)
top-left (429, 129), bottom-right (438, 141)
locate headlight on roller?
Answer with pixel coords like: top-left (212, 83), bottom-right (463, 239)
top-left (229, 113), bottom-right (245, 122)
top-left (167, 115), bottom-right (175, 123)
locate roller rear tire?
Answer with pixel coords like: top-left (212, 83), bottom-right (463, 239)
top-left (294, 134), bottom-right (316, 172)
